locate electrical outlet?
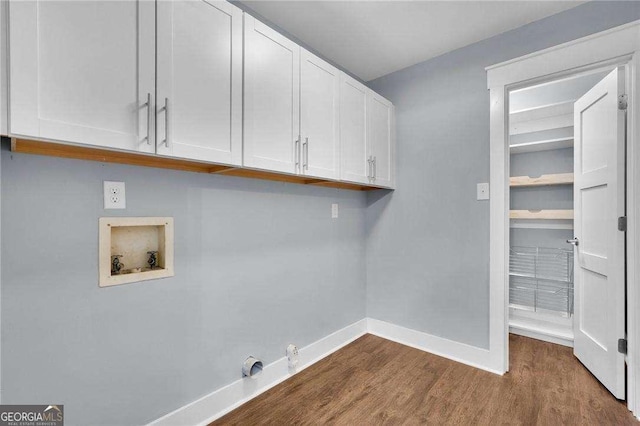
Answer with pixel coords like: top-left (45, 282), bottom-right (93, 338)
top-left (477, 183), bottom-right (489, 200)
top-left (286, 344), bottom-right (299, 369)
top-left (331, 203), bottom-right (339, 219)
top-left (104, 181), bottom-right (126, 209)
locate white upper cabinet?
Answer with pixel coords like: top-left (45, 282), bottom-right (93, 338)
top-left (8, 0), bottom-right (155, 153)
top-left (300, 49), bottom-right (340, 180)
top-left (339, 74), bottom-right (370, 185)
top-left (156, 0), bottom-right (242, 165)
top-left (6, 4), bottom-right (396, 189)
top-left (368, 91), bottom-right (395, 188)
top-left (243, 15), bottom-right (300, 174)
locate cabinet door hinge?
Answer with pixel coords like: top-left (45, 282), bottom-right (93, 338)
top-left (618, 216), bottom-right (627, 232)
top-left (618, 94), bottom-right (628, 110)
top-left (618, 338), bottom-right (628, 355)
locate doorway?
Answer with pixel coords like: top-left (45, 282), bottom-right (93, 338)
top-left (507, 66), bottom-right (626, 399)
top-left (486, 21), bottom-right (640, 415)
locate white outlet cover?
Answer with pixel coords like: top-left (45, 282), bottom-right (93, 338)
top-left (331, 203), bottom-right (339, 219)
top-left (104, 181), bottom-right (126, 209)
top-left (477, 182), bottom-right (489, 200)
top-left (286, 344), bottom-right (299, 368)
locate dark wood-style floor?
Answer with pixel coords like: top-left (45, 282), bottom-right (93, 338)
top-left (214, 334), bottom-right (637, 425)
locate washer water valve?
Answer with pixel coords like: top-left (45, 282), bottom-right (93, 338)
top-left (111, 255), bottom-right (125, 275)
top-left (147, 251), bottom-right (159, 269)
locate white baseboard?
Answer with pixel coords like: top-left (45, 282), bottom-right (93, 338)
top-left (148, 317), bottom-right (501, 425)
top-left (148, 319), bottom-right (368, 426)
top-left (509, 325), bottom-right (573, 347)
top-left (366, 318), bottom-right (501, 375)
top-left (508, 309), bottom-right (574, 347)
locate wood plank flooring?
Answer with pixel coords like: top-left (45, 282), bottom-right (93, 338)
top-left (214, 334), bottom-right (637, 425)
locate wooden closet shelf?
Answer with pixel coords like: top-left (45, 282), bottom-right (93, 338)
top-left (9, 138), bottom-right (380, 192)
top-left (510, 210), bottom-right (574, 220)
top-left (510, 173), bottom-right (574, 187)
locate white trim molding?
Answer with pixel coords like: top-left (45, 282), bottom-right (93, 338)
top-left (367, 319), bottom-right (501, 375)
top-left (487, 20), bottom-right (640, 417)
top-left (149, 318), bottom-right (501, 425)
top-left (149, 319), bottom-right (368, 426)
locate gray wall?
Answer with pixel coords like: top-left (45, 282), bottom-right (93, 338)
top-left (366, 1), bottom-right (640, 349)
top-left (0, 141), bottom-right (367, 425)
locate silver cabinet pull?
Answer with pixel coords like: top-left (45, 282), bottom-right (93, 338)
top-left (366, 156), bottom-right (370, 179)
top-left (295, 136), bottom-right (300, 171)
top-left (566, 238), bottom-right (579, 246)
top-left (143, 93), bottom-right (152, 145)
top-left (303, 137), bottom-right (309, 171)
top-left (373, 156), bottom-right (377, 180)
top-left (160, 97), bottom-right (170, 147)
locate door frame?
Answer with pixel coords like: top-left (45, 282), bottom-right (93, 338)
top-left (486, 20), bottom-right (640, 416)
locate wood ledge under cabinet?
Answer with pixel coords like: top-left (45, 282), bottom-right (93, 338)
top-left (9, 138), bottom-right (381, 192)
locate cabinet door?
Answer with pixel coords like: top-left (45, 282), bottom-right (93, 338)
top-left (368, 91), bottom-right (395, 188)
top-left (8, 1), bottom-right (155, 153)
top-left (244, 15), bottom-right (300, 174)
top-left (339, 74), bottom-right (369, 184)
top-left (156, 0), bottom-right (242, 165)
top-left (300, 49), bottom-right (339, 179)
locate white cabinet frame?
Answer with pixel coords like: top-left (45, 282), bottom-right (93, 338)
top-left (7, 0), bottom-right (156, 153)
top-left (156, 0), bottom-right (243, 165)
top-left (300, 48), bottom-right (340, 180)
top-left (243, 14), bottom-right (300, 174)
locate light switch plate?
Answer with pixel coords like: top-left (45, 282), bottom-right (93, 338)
top-left (104, 181), bottom-right (126, 209)
top-left (477, 183), bottom-right (489, 200)
top-left (331, 203), bottom-right (339, 219)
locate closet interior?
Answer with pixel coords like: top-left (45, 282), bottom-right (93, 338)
top-left (508, 69), bottom-right (612, 346)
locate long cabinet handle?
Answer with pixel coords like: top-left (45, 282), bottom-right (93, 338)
top-left (303, 137), bottom-right (309, 171)
top-left (373, 156), bottom-right (377, 180)
top-left (161, 97), bottom-right (170, 147)
top-left (144, 93), bottom-right (152, 145)
top-left (367, 156), bottom-right (372, 180)
top-left (295, 136), bottom-right (300, 171)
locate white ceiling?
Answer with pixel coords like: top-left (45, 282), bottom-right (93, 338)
top-left (242, 1), bottom-right (585, 81)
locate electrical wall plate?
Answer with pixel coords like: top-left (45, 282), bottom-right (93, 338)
top-left (477, 182), bottom-right (490, 200)
top-left (286, 344), bottom-right (299, 369)
top-left (331, 203), bottom-right (339, 218)
top-left (104, 181), bottom-right (126, 209)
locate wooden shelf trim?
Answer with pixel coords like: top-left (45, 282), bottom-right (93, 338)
top-left (510, 219), bottom-right (574, 230)
top-left (9, 138), bottom-right (380, 191)
top-left (510, 173), bottom-right (574, 187)
top-left (510, 209), bottom-right (574, 220)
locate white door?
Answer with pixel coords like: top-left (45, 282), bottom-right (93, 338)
top-left (572, 67), bottom-right (626, 399)
top-left (156, 0), bottom-right (242, 165)
top-left (368, 91), bottom-right (395, 188)
top-left (243, 15), bottom-right (300, 174)
top-left (339, 74), bottom-right (369, 184)
top-left (300, 49), bottom-right (340, 179)
top-left (8, 0), bottom-right (155, 153)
